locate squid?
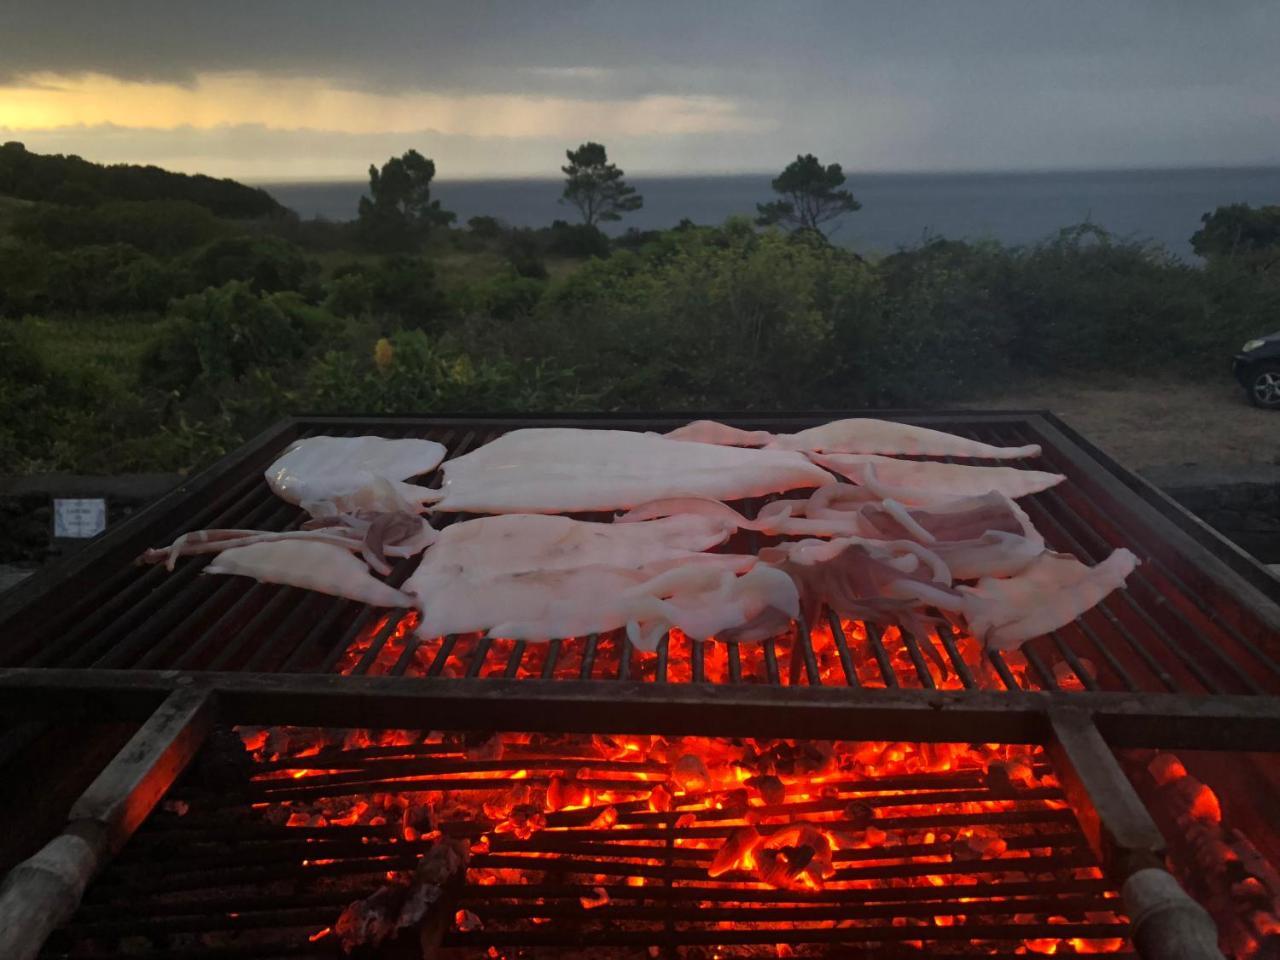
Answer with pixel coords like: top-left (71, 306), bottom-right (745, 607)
top-left (266, 435), bottom-right (446, 516)
top-left (618, 488), bottom-right (1047, 580)
top-left (424, 427), bottom-right (832, 514)
top-left (664, 417), bottom-right (1041, 459)
top-left (202, 540), bottom-right (413, 608)
top-left (808, 453), bottom-right (1064, 503)
top-left (918, 548), bottom-right (1141, 651)
top-left (138, 511), bottom-right (436, 576)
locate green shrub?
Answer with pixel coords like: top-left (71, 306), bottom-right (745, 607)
top-left (187, 235), bottom-right (314, 294)
top-left (13, 199), bottom-right (224, 256)
top-left (143, 281), bottom-right (304, 393)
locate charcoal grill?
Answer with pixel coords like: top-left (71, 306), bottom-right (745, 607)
top-left (1, 412), bottom-right (1278, 960)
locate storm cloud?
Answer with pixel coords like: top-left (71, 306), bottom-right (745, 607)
top-left (1, 1), bottom-right (1277, 178)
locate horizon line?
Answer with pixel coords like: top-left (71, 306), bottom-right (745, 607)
top-left (247, 160), bottom-right (1280, 186)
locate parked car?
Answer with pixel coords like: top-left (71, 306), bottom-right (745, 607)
top-left (1233, 332), bottom-right (1280, 409)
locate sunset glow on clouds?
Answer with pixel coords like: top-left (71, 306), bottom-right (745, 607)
top-left (2, 0), bottom-right (1277, 180)
top-left (0, 71), bottom-right (768, 139)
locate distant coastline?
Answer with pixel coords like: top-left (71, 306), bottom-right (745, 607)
top-left (259, 166), bottom-right (1280, 258)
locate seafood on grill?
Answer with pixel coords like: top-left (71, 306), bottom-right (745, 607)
top-left (425, 428), bottom-right (832, 514)
top-left (662, 420), bottom-right (775, 447)
top-left (138, 511), bottom-right (436, 575)
top-left (809, 453), bottom-right (1064, 503)
top-left (664, 417), bottom-right (1041, 459)
top-left (401, 512), bottom-right (778, 647)
top-left (618, 489), bottom-right (1046, 580)
top-left (202, 540), bottom-right (413, 607)
top-left (265, 435), bottom-right (446, 516)
top-left (921, 548), bottom-right (1142, 651)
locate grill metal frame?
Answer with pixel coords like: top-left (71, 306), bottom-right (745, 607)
top-left (0, 411), bottom-right (1277, 748)
top-left (0, 412), bottom-right (1274, 960)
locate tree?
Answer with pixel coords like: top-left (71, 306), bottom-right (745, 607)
top-left (357, 150), bottom-right (455, 251)
top-left (756, 154), bottom-right (861, 236)
top-left (560, 142), bottom-right (643, 226)
top-left (1191, 204), bottom-right (1280, 262)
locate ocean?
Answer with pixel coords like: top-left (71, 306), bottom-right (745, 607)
top-left (258, 167), bottom-right (1280, 258)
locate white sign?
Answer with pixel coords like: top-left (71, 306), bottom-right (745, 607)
top-left (54, 498), bottom-right (108, 539)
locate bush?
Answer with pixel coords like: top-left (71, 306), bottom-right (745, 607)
top-left (13, 199), bottom-right (224, 256)
top-left (305, 329), bottom-right (583, 414)
top-left (323, 257), bottom-right (451, 330)
top-left (143, 281), bottom-right (305, 394)
top-left (545, 220), bottom-right (611, 258)
top-left (0, 243), bottom-right (186, 316)
top-left (187, 235), bottom-right (314, 294)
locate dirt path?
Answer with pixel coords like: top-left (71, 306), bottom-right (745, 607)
top-left (968, 376), bottom-right (1279, 471)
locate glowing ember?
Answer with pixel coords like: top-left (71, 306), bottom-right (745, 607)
top-left (233, 725), bottom-right (1133, 955)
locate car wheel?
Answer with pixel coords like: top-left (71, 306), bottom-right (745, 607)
top-left (1248, 362), bottom-right (1280, 409)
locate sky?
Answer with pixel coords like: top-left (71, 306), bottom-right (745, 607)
top-left (1, 1), bottom-right (1278, 182)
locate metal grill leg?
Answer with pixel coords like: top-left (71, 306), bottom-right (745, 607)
top-left (1048, 708), bottom-right (1226, 960)
top-left (0, 685), bottom-right (214, 960)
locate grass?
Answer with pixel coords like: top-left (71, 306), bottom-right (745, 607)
top-left (23, 313), bottom-right (161, 387)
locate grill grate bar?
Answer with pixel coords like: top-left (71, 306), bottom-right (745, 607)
top-left (426, 634), bottom-right (458, 677)
top-left (503, 640), bottom-right (526, 678)
top-left (466, 634), bottom-right (493, 678)
top-left (691, 638), bottom-right (705, 682)
top-left (863, 621), bottom-right (898, 687)
top-left (350, 611), bottom-right (407, 676)
top-left (762, 634), bottom-right (780, 684)
top-left (541, 638), bottom-right (562, 678)
top-left (579, 634), bottom-right (599, 679)
top-left (987, 650), bottom-right (1022, 690)
top-left (206, 587), bottom-right (302, 672)
top-left (1021, 645), bottom-right (1060, 691)
top-left (933, 620), bottom-right (978, 689)
top-left (825, 609), bottom-right (861, 688)
top-left (1004, 424), bottom-right (1279, 691)
top-left (897, 626), bottom-right (937, 689)
top-left (1012, 494), bottom-right (1156, 692)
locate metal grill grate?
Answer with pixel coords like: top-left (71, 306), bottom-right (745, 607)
top-left (40, 732), bottom-right (1134, 960)
top-left (2, 414), bottom-right (1277, 703)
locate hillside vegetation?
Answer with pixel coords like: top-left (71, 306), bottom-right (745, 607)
top-left (1, 147), bottom-right (1276, 475)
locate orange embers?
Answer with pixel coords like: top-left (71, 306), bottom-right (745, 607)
top-left (332, 610), bottom-right (1099, 690)
top-left (244, 728), bottom-right (1131, 955)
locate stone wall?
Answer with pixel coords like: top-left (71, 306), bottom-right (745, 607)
top-left (0, 473), bottom-right (181, 566)
top-left (1140, 464), bottom-right (1280, 564)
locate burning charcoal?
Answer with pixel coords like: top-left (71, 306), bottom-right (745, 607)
top-left (671, 754), bottom-right (711, 793)
top-left (579, 886), bottom-right (610, 909)
top-left (843, 800), bottom-right (876, 827)
top-left (716, 788), bottom-right (749, 817)
top-left (401, 802), bottom-right (434, 841)
top-left (746, 774), bottom-right (786, 806)
top-left (464, 731), bottom-right (503, 761)
top-left (951, 829), bottom-right (1008, 861)
top-left (505, 804), bottom-right (547, 839)
top-left (753, 848), bottom-right (793, 887)
top-left (1168, 776), bottom-right (1223, 823)
top-left (547, 776), bottom-right (589, 811)
top-left (335, 884), bottom-right (404, 952)
top-left (648, 783), bottom-right (672, 813)
top-left (674, 812), bottom-right (697, 829)
top-left (161, 799), bottom-right (190, 817)
top-left (984, 761), bottom-right (1018, 795)
top-left (709, 826), bottom-right (762, 877)
top-left (589, 805), bottom-right (618, 829)
top-left (1148, 752), bottom-right (1188, 786)
top-left (455, 909), bottom-right (483, 932)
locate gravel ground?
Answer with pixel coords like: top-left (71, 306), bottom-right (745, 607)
top-left (969, 376), bottom-right (1280, 471)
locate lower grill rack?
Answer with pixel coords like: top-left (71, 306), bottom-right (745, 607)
top-left (42, 729), bottom-right (1133, 959)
